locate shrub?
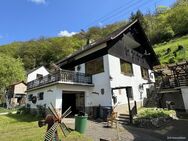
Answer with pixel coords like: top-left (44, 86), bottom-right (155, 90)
top-left (17, 105), bottom-right (30, 115)
top-left (36, 104), bottom-right (47, 118)
top-left (168, 57), bottom-right (175, 63)
top-left (134, 108), bottom-right (176, 128)
top-left (137, 108), bottom-right (176, 119)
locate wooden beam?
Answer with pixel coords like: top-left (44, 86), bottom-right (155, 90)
top-left (125, 88), bottom-right (132, 124)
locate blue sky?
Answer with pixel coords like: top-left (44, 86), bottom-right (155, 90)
top-left (0, 0), bottom-right (176, 45)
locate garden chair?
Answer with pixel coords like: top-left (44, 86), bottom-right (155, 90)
top-left (107, 111), bottom-right (118, 128)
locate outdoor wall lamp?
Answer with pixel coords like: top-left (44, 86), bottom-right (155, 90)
top-left (91, 92), bottom-right (99, 95)
top-left (101, 89), bottom-right (105, 95)
top-left (109, 75), bottom-right (113, 81)
top-left (47, 89), bottom-right (53, 93)
top-left (149, 71), bottom-right (154, 79)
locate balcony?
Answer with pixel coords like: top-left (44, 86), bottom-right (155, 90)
top-left (157, 73), bottom-right (188, 89)
top-left (27, 70), bottom-right (93, 90)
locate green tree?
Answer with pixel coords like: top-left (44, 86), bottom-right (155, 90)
top-left (130, 10), bottom-right (144, 21)
top-left (167, 3), bottom-right (188, 36)
top-left (0, 42), bottom-right (22, 57)
top-left (1, 0), bottom-right (188, 69)
top-left (149, 11), bottom-right (174, 44)
top-left (0, 53), bottom-right (25, 93)
top-left (173, 0), bottom-right (188, 7)
top-left (129, 10), bottom-right (148, 30)
top-left (156, 6), bottom-right (169, 14)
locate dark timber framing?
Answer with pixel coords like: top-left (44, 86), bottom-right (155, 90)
top-left (57, 19), bottom-right (159, 70)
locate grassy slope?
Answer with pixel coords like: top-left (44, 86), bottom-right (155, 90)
top-left (154, 35), bottom-right (188, 64)
top-left (0, 114), bottom-right (91, 141)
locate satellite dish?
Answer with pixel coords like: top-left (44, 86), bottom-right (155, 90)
top-left (77, 65), bottom-right (81, 71)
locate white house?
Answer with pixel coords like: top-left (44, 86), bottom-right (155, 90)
top-left (27, 66), bottom-right (49, 83)
top-left (26, 20), bottom-right (159, 118)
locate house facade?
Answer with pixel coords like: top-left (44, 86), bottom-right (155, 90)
top-left (26, 20), bottom-right (159, 117)
top-left (27, 66), bottom-right (49, 82)
top-left (6, 81), bottom-right (27, 107)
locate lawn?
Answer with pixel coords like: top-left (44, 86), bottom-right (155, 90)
top-left (154, 35), bottom-right (188, 64)
top-left (0, 114), bottom-right (92, 141)
top-left (0, 107), bottom-right (17, 114)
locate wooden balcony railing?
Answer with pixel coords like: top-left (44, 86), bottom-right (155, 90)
top-left (27, 70), bottom-right (93, 90)
top-left (157, 73), bottom-right (188, 89)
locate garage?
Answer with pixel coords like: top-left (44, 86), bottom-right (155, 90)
top-left (62, 91), bottom-right (85, 115)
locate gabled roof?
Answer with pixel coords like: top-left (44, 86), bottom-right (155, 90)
top-left (27, 66), bottom-right (43, 75)
top-left (57, 19), bottom-right (159, 67)
top-left (9, 81), bottom-right (26, 86)
top-left (27, 66), bottom-right (48, 75)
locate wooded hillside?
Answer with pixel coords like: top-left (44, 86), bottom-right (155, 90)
top-left (0, 0), bottom-right (188, 71)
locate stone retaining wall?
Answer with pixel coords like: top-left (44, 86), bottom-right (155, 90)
top-left (134, 117), bottom-right (172, 128)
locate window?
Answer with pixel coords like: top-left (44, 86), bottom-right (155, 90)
top-left (37, 74), bottom-right (43, 79)
top-left (127, 87), bottom-right (133, 100)
top-left (141, 67), bottom-right (149, 80)
top-left (38, 92), bottom-right (44, 100)
top-left (28, 94), bottom-right (33, 101)
top-left (120, 60), bottom-right (133, 76)
top-left (85, 57), bottom-right (104, 75)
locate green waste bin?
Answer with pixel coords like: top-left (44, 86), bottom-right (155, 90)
top-left (75, 114), bottom-right (88, 134)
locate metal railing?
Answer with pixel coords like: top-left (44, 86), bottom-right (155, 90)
top-left (27, 70), bottom-right (92, 90)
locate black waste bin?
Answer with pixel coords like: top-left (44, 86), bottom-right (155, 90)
top-left (102, 107), bottom-right (111, 121)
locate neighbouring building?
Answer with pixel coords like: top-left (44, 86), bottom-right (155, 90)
top-left (6, 81), bottom-right (27, 107)
top-left (27, 66), bottom-right (50, 83)
top-left (26, 19), bottom-right (159, 118)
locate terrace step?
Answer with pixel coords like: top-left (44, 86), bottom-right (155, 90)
top-left (117, 118), bottom-right (130, 122)
top-left (117, 114), bottom-right (130, 124)
top-left (118, 115), bottom-right (130, 119)
top-left (119, 113), bottom-right (129, 116)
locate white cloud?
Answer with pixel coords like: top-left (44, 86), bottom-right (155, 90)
top-left (98, 22), bottom-right (103, 27)
top-left (28, 0), bottom-right (46, 4)
top-left (58, 30), bottom-right (77, 37)
top-left (0, 35), bottom-right (3, 39)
